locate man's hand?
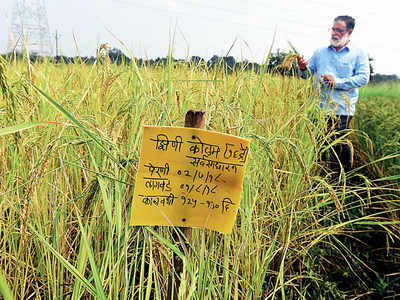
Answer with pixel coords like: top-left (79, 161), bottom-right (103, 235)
top-left (321, 74), bottom-right (335, 87)
top-left (297, 55), bottom-right (308, 70)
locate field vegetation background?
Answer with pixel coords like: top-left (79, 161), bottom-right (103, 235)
top-left (0, 49), bottom-right (399, 299)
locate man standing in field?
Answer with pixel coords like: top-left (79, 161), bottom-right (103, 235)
top-left (297, 15), bottom-right (370, 171)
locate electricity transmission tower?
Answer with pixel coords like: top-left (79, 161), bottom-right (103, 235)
top-left (9, 0), bottom-right (51, 56)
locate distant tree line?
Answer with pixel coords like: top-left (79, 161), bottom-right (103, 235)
top-left (1, 48), bottom-right (397, 82)
top-left (369, 73), bottom-right (399, 84)
top-left (0, 48), bottom-right (303, 76)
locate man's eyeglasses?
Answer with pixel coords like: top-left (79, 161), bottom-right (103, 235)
top-left (331, 27), bottom-right (347, 33)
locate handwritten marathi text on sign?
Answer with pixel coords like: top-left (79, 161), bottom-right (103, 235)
top-left (129, 126), bottom-right (250, 233)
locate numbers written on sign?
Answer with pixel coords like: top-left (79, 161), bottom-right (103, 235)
top-left (176, 169), bottom-right (225, 184)
top-left (141, 132), bottom-right (247, 214)
top-left (180, 196), bottom-right (235, 214)
top-left (131, 126), bottom-right (250, 234)
top-left (179, 183), bottom-right (217, 196)
top-left (139, 194), bottom-right (234, 214)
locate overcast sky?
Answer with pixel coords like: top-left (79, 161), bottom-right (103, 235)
top-left (1, 0), bottom-right (399, 75)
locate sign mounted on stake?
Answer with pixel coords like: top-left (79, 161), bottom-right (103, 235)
top-left (130, 126), bottom-right (250, 234)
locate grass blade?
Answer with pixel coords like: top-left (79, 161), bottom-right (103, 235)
top-left (0, 122), bottom-right (55, 136)
top-left (73, 206), bottom-right (107, 300)
top-left (0, 269), bottom-right (15, 300)
top-left (25, 79), bottom-right (120, 165)
top-left (28, 224), bottom-right (97, 296)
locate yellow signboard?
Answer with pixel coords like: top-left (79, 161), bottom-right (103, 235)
top-left (129, 126), bottom-right (250, 234)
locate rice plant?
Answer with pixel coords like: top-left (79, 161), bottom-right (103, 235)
top-left (0, 51), bottom-right (399, 299)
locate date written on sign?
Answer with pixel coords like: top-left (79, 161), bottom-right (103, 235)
top-left (130, 126), bottom-right (250, 234)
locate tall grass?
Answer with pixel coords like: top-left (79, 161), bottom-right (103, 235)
top-left (0, 53), bottom-right (399, 299)
top-left (356, 82), bottom-right (400, 178)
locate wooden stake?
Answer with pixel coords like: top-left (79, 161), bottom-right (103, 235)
top-left (185, 109), bottom-right (206, 129)
top-left (170, 109), bottom-right (206, 299)
top-left (182, 110), bottom-right (206, 241)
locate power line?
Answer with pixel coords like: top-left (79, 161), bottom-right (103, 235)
top-left (113, 0), bottom-right (273, 31)
top-left (112, 0), bottom-right (320, 37)
top-left (178, 0), bottom-right (318, 28)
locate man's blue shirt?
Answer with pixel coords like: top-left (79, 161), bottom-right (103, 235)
top-left (301, 43), bottom-right (370, 115)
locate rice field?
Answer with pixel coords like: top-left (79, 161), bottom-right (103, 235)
top-left (0, 53), bottom-right (399, 299)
